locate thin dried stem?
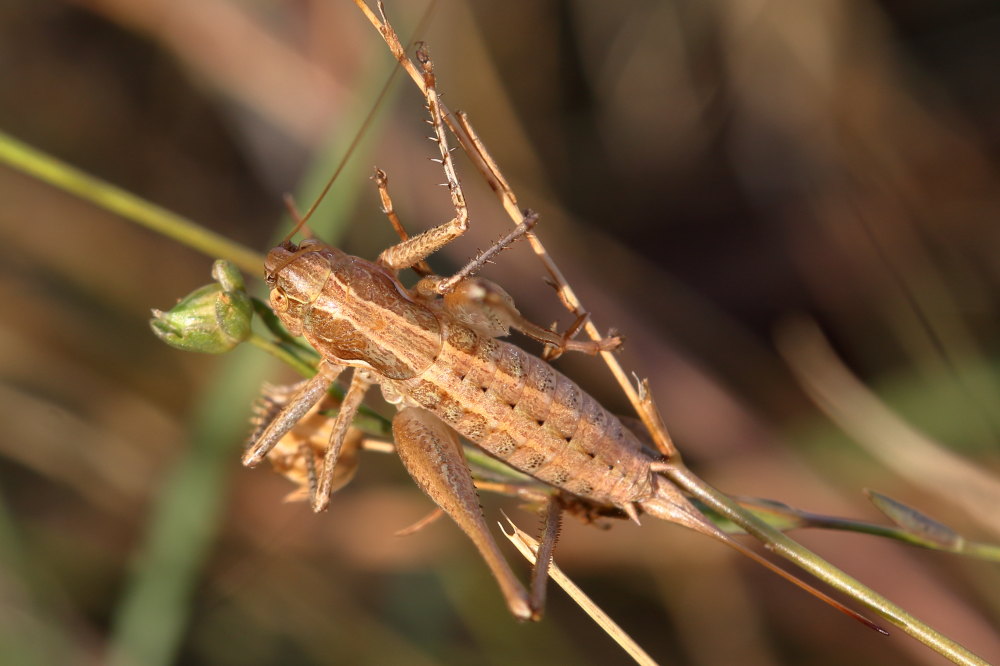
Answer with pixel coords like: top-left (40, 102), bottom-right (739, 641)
top-left (501, 516), bottom-right (659, 666)
top-left (351, 6), bottom-right (993, 663)
top-left (352, 1), bottom-right (663, 447)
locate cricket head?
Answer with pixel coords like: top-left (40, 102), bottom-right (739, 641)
top-left (265, 239), bottom-right (443, 379)
top-left (264, 239), bottom-right (338, 337)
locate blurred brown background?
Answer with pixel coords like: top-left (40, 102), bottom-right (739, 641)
top-left (0, 1), bottom-right (998, 664)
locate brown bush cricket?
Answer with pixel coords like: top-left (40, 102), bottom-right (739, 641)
top-left (236, 0), bottom-right (893, 633)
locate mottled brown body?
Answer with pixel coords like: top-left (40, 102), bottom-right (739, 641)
top-left (241, 2), bottom-right (906, 636)
top-left (385, 324), bottom-right (653, 508)
top-left (241, 22), bottom-right (689, 621)
top-left (255, 221), bottom-right (882, 637)
top-left (269, 242), bottom-right (654, 511)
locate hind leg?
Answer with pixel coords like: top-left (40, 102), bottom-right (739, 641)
top-left (392, 407), bottom-right (536, 620)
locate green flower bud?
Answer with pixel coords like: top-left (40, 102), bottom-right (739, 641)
top-left (150, 260), bottom-right (253, 353)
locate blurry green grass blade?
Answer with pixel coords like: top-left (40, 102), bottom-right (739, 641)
top-left (0, 129), bottom-right (263, 274)
top-left (1, 7), bottom-right (414, 664)
top-left (0, 489), bottom-right (72, 665)
top-left (105, 18), bottom-right (402, 666)
top-left (107, 345), bottom-right (269, 666)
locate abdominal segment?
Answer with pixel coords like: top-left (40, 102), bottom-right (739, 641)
top-left (389, 321), bottom-right (653, 507)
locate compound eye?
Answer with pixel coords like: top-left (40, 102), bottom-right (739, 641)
top-left (264, 272), bottom-right (277, 287)
top-left (270, 289), bottom-right (289, 313)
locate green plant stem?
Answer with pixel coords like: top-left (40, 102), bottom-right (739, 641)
top-left (0, 129), bottom-right (263, 274)
top-left (663, 462), bottom-right (988, 666)
top-left (959, 541), bottom-right (1000, 560)
top-left (247, 331), bottom-right (317, 378)
top-left (734, 497), bottom-right (1000, 561)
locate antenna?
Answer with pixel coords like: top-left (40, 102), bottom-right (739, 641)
top-left (280, 193), bottom-right (312, 244)
top-left (281, 0), bottom-right (439, 245)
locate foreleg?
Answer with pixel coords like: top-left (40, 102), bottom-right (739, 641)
top-left (243, 361), bottom-right (344, 467)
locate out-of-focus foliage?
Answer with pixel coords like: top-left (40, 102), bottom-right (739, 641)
top-left (0, 1), bottom-right (998, 664)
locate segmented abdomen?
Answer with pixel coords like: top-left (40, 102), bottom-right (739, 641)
top-left (386, 320), bottom-right (653, 507)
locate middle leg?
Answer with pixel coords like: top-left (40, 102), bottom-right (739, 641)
top-left (312, 370), bottom-right (373, 512)
top-left (428, 273), bottom-right (623, 358)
